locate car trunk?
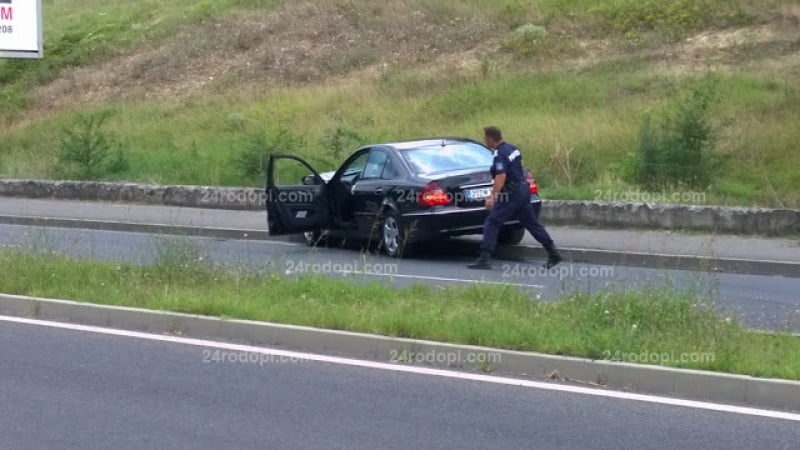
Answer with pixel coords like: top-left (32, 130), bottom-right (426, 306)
top-left (419, 168), bottom-right (495, 208)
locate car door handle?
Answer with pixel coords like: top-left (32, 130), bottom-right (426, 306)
top-left (373, 188), bottom-right (384, 195)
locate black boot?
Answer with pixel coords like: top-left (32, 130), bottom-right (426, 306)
top-left (543, 243), bottom-right (562, 269)
top-left (467, 250), bottom-right (492, 270)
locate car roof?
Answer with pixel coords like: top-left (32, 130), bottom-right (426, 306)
top-left (379, 137), bottom-right (484, 150)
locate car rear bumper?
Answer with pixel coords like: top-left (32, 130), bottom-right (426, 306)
top-left (400, 198), bottom-right (541, 242)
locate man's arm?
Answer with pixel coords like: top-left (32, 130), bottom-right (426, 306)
top-left (486, 151), bottom-right (508, 209)
top-left (492, 173), bottom-right (506, 199)
top-left (492, 150), bottom-right (509, 198)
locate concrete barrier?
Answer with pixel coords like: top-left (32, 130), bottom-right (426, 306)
top-left (1, 179), bottom-right (798, 236)
top-left (0, 179), bottom-right (264, 210)
top-left (541, 200), bottom-right (800, 236)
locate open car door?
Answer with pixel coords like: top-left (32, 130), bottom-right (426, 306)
top-left (266, 154), bottom-right (332, 235)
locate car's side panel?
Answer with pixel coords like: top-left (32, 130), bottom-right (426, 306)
top-left (352, 148), bottom-right (405, 238)
top-left (327, 148), bottom-right (371, 229)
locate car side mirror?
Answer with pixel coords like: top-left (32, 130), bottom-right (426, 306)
top-left (302, 174), bottom-right (320, 185)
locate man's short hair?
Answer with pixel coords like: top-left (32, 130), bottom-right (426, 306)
top-left (484, 126), bottom-right (502, 142)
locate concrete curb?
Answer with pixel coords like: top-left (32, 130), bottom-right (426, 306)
top-left (3, 214), bottom-right (798, 278)
top-left (0, 214), bottom-right (265, 241)
top-left (1, 179), bottom-right (798, 236)
top-left (2, 293), bottom-right (799, 412)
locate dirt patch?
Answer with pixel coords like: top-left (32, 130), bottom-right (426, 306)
top-left (643, 22), bottom-right (800, 74)
top-left (25, 2), bottom-right (800, 116)
top-left (30, 1), bottom-right (496, 111)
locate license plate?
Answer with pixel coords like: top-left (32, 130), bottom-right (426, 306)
top-left (466, 188), bottom-right (492, 200)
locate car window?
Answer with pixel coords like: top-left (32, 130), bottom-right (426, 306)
top-left (341, 151), bottom-right (369, 180)
top-left (401, 143), bottom-right (493, 174)
top-left (363, 150), bottom-right (389, 180)
top-left (381, 157), bottom-right (397, 180)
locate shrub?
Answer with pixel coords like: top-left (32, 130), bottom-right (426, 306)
top-left (499, 23), bottom-right (581, 59)
top-left (320, 124), bottom-right (369, 162)
top-left (226, 112), bottom-right (246, 131)
top-left (53, 110), bottom-right (129, 180)
top-left (607, 0), bottom-right (754, 40)
top-left (501, 24), bottom-right (550, 57)
top-left (231, 128), bottom-right (308, 184)
top-left (633, 75), bottom-right (724, 190)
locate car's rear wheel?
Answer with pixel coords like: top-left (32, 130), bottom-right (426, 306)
top-left (380, 209), bottom-right (407, 258)
top-left (498, 227), bottom-right (525, 246)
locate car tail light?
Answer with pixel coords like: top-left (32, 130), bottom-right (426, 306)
top-left (418, 182), bottom-right (451, 207)
top-left (526, 170), bottom-right (538, 195)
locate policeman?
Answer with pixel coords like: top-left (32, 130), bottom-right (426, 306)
top-left (468, 126), bottom-right (562, 270)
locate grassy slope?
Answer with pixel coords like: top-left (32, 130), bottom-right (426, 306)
top-left (1, 0), bottom-right (799, 207)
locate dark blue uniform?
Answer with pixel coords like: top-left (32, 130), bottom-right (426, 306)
top-left (480, 141), bottom-right (554, 254)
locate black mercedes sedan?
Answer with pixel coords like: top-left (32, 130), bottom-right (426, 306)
top-left (266, 137), bottom-right (542, 257)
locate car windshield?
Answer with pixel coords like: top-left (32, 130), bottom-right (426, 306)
top-left (400, 143), bottom-right (493, 174)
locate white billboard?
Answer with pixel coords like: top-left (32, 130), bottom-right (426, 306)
top-left (0, 0), bottom-right (43, 58)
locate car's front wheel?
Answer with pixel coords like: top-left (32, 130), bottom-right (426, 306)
top-left (380, 209), bottom-right (407, 258)
top-left (303, 230), bottom-right (319, 246)
top-left (303, 229), bottom-right (332, 247)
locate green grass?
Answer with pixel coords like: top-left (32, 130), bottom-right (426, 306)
top-left (1, 0), bottom-right (799, 207)
top-left (1, 248), bottom-right (798, 380)
top-left (2, 67), bottom-right (798, 206)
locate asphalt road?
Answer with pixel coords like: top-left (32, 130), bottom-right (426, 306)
top-left (1, 319), bottom-right (798, 450)
top-left (1, 223), bottom-right (799, 332)
top-left (4, 197), bottom-right (800, 263)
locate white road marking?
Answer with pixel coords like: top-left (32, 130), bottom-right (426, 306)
top-left (289, 269), bottom-right (545, 289)
top-left (233, 238), bottom-right (299, 246)
top-left (0, 221), bottom-right (299, 246)
top-left (2, 314), bottom-right (799, 422)
top-left (558, 246), bottom-right (800, 266)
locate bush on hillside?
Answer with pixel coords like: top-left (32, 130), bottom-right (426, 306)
top-left (232, 128), bottom-right (308, 185)
top-left (500, 24), bottom-right (553, 57)
top-left (320, 125), bottom-right (369, 162)
top-left (632, 75), bottom-right (725, 190)
top-left (608, 0), bottom-right (754, 40)
top-left (53, 110), bottom-right (130, 180)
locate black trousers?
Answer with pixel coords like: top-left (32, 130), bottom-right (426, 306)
top-left (480, 183), bottom-right (554, 254)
